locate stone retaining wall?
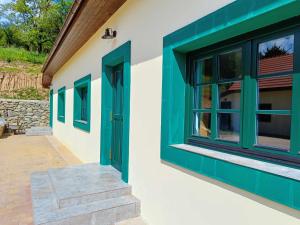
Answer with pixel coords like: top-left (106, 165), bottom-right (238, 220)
top-left (0, 98), bottom-right (49, 129)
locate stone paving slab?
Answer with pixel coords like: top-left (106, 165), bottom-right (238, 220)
top-left (0, 134), bottom-right (81, 225)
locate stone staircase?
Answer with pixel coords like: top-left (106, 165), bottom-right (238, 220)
top-left (26, 126), bottom-right (52, 136)
top-left (31, 164), bottom-right (141, 225)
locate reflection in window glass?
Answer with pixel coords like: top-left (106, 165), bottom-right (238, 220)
top-left (194, 85), bottom-right (212, 109)
top-left (257, 115), bottom-right (291, 150)
top-left (218, 113), bottom-right (240, 142)
top-left (80, 87), bottom-right (88, 121)
top-left (219, 49), bottom-right (242, 80)
top-left (258, 35), bottom-right (294, 75)
top-left (219, 82), bottom-right (241, 109)
top-left (257, 76), bottom-right (292, 110)
top-left (194, 58), bottom-right (213, 84)
top-left (258, 104), bottom-right (272, 122)
top-left (193, 113), bottom-right (211, 137)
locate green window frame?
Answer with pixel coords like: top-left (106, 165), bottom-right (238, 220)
top-left (57, 87), bottom-right (66, 123)
top-left (161, 0), bottom-right (300, 210)
top-left (73, 74), bottom-right (91, 132)
top-left (186, 26), bottom-right (300, 164)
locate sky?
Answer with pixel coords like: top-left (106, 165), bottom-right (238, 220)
top-left (0, 0), bottom-right (11, 23)
top-left (259, 35), bottom-right (294, 56)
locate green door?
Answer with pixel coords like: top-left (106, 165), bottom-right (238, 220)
top-left (111, 64), bottom-right (123, 172)
top-left (49, 89), bottom-right (53, 128)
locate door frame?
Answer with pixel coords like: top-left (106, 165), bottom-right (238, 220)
top-left (100, 41), bottom-right (131, 182)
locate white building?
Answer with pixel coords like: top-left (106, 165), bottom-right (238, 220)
top-left (42, 1), bottom-right (300, 224)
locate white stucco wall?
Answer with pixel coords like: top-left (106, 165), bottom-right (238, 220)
top-left (51, 0), bottom-right (300, 224)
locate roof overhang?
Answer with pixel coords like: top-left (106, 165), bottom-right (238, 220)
top-left (42, 0), bottom-right (127, 88)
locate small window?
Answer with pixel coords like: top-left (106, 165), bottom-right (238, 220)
top-left (73, 75), bottom-right (91, 132)
top-left (57, 87), bottom-right (66, 123)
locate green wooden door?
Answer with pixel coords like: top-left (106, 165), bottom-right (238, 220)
top-left (111, 64), bottom-right (123, 172)
top-left (49, 90), bottom-right (53, 128)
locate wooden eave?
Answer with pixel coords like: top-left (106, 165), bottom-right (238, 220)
top-left (42, 0), bottom-right (127, 88)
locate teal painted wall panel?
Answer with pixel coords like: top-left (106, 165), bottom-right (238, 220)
top-left (49, 89), bottom-right (53, 128)
top-left (161, 0), bottom-right (300, 210)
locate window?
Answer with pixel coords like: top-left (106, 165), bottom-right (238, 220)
top-left (191, 47), bottom-right (243, 143)
top-left (73, 75), bottom-right (91, 131)
top-left (161, 0), bottom-right (300, 211)
top-left (187, 27), bottom-right (300, 162)
top-left (57, 87), bottom-right (66, 123)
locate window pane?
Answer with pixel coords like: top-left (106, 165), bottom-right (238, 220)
top-left (58, 93), bottom-right (64, 116)
top-left (80, 87), bottom-right (88, 121)
top-left (258, 35), bottom-right (294, 75)
top-left (193, 112), bottom-right (211, 137)
top-left (258, 76), bottom-right (292, 110)
top-left (194, 58), bottom-right (213, 84)
top-left (219, 82), bottom-right (241, 109)
top-left (219, 49), bottom-right (242, 80)
top-left (194, 85), bottom-right (212, 109)
top-left (218, 113), bottom-right (240, 142)
top-left (257, 114), bottom-right (291, 150)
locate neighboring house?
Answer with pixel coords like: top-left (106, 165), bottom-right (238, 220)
top-left (42, 1), bottom-right (300, 224)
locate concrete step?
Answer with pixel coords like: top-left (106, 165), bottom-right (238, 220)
top-left (31, 164), bottom-right (141, 225)
top-left (48, 164), bottom-right (132, 208)
top-left (26, 126), bottom-right (52, 136)
top-left (115, 217), bottom-right (147, 225)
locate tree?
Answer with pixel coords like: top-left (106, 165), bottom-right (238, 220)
top-left (0, 0), bottom-right (72, 53)
top-left (260, 45), bottom-right (289, 59)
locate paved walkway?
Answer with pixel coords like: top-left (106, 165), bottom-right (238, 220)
top-left (0, 134), bottom-right (81, 225)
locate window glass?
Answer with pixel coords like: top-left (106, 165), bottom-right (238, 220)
top-left (257, 114), bottom-right (291, 150)
top-left (58, 92), bottom-right (65, 117)
top-left (80, 87), bottom-right (88, 121)
top-left (258, 76), bottom-right (292, 110)
top-left (258, 35), bottom-right (294, 75)
top-left (193, 112), bottom-right (211, 137)
top-left (219, 49), bottom-right (242, 80)
top-left (194, 85), bottom-right (212, 109)
top-left (218, 113), bottom-right (240, 142)
top-left (219, 82), bottom-right (241, 109)
top-left (194, 58), bottom-right (213, 84)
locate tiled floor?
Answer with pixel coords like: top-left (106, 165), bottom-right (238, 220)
top-left (0, 134), bottom-right (81, 225)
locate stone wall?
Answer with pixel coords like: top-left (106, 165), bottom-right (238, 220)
top-left (0, 98), bottom-right (49, 129)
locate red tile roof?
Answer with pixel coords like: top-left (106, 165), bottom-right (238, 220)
top-left (258, 54), bottom-right (293, 75)
top-left (228, 54), bottom-right (293, 91)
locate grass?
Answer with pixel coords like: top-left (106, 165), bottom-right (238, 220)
top-left (0, 47), bottom-right (46, 64)
top-left (0, 88), bottom-right (49, 100)
top-left (0, 62), bottom-right (42, 76)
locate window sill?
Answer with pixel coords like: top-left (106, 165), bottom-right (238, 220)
top-left (171, 144), bottom-right (300, 181)
top-left (74, 119), bottom-right (88, 125)
top-left (73, 119), bottom-right (90, 132)
top-left (57, 116), bottom-right (65, 123)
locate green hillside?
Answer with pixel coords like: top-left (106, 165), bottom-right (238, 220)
top-left (0, 47), bottom-right (48, 100)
